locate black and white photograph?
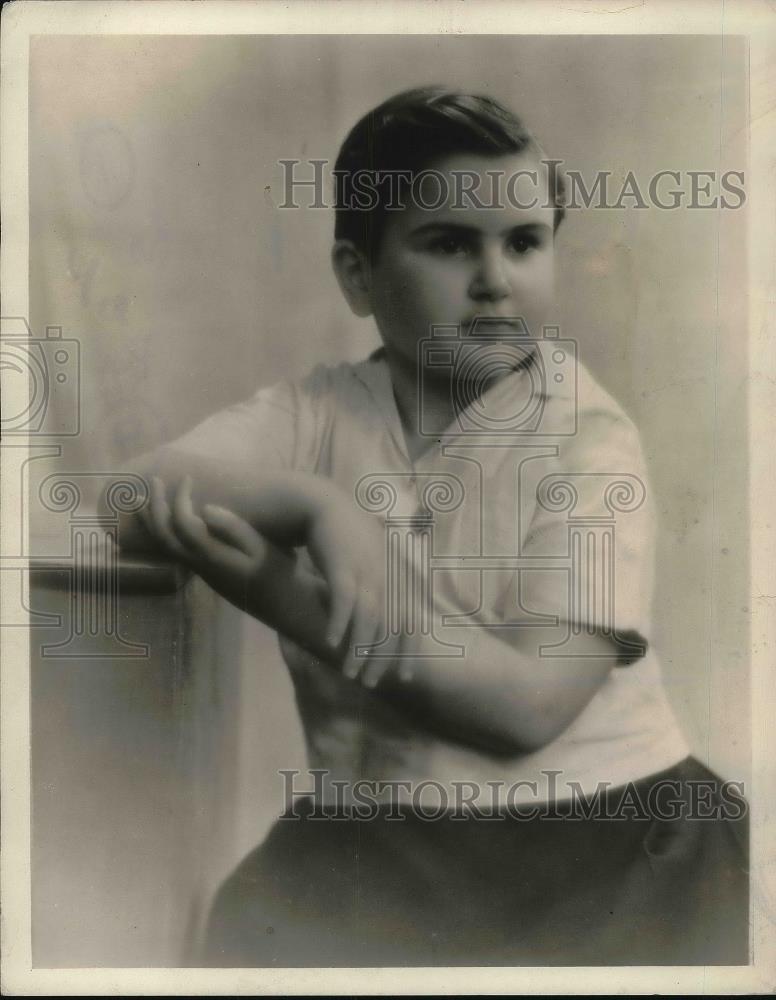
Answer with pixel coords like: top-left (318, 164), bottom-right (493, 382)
top-left (1, 0), bottom-right (775, 994)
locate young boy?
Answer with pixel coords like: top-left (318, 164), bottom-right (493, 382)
top-left (122, 87), bottom-right (748, 966)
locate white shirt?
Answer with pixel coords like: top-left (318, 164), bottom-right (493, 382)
top-left (172, 340), bottom-right (690, 806)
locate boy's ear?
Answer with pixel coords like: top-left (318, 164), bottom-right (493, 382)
top-left (331, 240), bottom-right (372, 318)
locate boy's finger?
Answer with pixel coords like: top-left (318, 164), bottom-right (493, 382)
top-left (136, 497), bottom-right (156, 538)
top-left (358, 599), bottom-right (393, 688)
top-left (173, 508), bottom-right (255, 579)
top-left (327, 570), bottom-right (356, 649)
top-left (360, 609), bottom-right (396, 685)
top-left (147, 477), bottom-right (191, 561)
top-left (173, 523), bottom-right (259, 605)
top-left (357, 584), bottom-right (396, 688)
top-left (164, 480), bottom-right (259, 592)
top-left (343, 595), bottom-right (379, 682)
top-left (340, 613), bottom-right (364, 681)
top-left (199, 535), bottom-right (255, 576)
top-left (361, 654), bottom-right (394, 689)
top-left (397, 660), bottom-right (416, 684)
top-left (201, 504), bottom-right (267, 559)
top-left (170, 475), bottom-right (210, 548)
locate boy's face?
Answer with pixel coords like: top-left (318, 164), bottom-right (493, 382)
top-left (365, 151), bottom-right (556, 382)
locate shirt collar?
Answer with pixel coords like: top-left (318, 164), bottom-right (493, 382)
top-left (353, 339), bottom-right (572, 456)
top-left (352, 347), bottom-right (410, 460)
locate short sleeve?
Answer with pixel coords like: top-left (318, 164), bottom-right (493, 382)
top-left (164, 365), bottom-right (335, 474)
top-left (515, 407), bottom-right (656, 663)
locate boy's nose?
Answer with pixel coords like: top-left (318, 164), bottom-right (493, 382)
top-left (468, 248), bottom-right (511, 302)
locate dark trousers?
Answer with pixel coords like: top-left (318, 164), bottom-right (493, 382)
top-left (200, 756), bottom-right (749, 967)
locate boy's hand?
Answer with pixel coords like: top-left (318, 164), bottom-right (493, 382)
top-left (140, 476), bottom-right (393, 688)
top-left (139, 473), bottom-right (274, 596)
top-left (306, 498), bottom-right (392, 686)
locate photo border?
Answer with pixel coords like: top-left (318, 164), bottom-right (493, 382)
top-left (2, 0), bottom-right (774, 994)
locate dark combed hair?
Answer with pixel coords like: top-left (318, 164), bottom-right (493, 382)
top-left (333, 86), bottom-right (566, 260)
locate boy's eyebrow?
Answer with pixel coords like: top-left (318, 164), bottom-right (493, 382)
top-left (408, 221), bottom-right (552, 238)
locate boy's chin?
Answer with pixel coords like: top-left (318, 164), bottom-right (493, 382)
top-left (453, 366), bottom-right (512, 396)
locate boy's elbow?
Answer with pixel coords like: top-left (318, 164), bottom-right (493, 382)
top-left (487, 699), bottom-right (584, 758)
top-left (490, 650), bottom-right (615, 757)
top-left (488, 721), bottom-right (561, 758)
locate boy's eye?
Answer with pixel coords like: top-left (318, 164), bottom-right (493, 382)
top-left (426, 235), bottom-right (472, 257)
top-left (507, 232), bottom-right (540, 255)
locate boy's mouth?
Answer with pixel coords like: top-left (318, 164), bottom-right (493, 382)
top-left (462, 316), bottom-right (529, 336)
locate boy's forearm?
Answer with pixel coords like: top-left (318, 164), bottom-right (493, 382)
top-left (380, 607), bottom-right (614, 757)
top-left (109, 446), bottom-right (336, 553)
top-left (107, 449), bottom-right (613, 756)
top-left (239, 539), bottom-right (336, 661)
top-left (102, 447), bottom-right (349, 662)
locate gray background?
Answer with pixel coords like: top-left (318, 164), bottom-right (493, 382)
top-left (28, 34), bottom-right (749, 964)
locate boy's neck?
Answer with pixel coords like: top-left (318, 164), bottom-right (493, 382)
top-left (380, 343), bottom-right (537, 464)
top-left (382, 348), bottom-right (460, 464)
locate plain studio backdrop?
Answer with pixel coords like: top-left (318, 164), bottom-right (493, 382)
top-left (27, 34), bottom-right (748, 965)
